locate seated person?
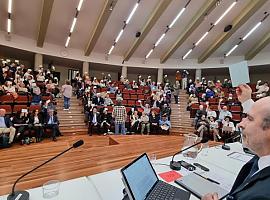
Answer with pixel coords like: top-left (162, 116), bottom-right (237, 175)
top-left (255, 80), bottom-right (269, 98)
top-left (0, 108), bottom-right (16, 144)
top-left (208, 116), bottom-right (221, 141)
top-left (44, 110), bottom-right (61, 141)
top-left (31, 93), bottom-right (42, 105)
top-left (221, 116), bottom-right (235, 139)
top-left (160, 103), bottom-right (171, 119)
top-left (206, 103), bottom-right (217, 119)
top-left (92, 93), bottom-right (104, 106)
top-left (195, 115), bottom-right (209, 138)
top-left (139, 101), bottom-right (151, 116)
top-left (217, 99), bottom-right (232, 122)
top-left (149, 110), bottom-right (159, 133)
top-left (130, 110), bottom-right (140, 133)
top-left (88, 107), bottom-right (101, 135)
top-left (103, 93), bottom-right (114, 106)
top-left (100, 108), bottom-right (112, 135)
top-left (29, 110), bottom-right (44, 142)
top-left (187, 93), bottom-right (198, 110)
top-left (159, 114), bottom-right (171, 134)
top-left (12, 110), bottom-right (30, 140)
top-left (140, 112), bottom-right (150, 135)
top-left (193, 105), bottom-right (207, 126)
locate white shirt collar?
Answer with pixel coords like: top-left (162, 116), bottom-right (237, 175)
top-left (258, 155), bottom-right (270, 172)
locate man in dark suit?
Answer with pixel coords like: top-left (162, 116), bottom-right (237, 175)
top-left (92, 93), bottom-right (104, 106)
top-left (203, 84), bottom-right (270, 200)
top-left (44, 110), bottom-right (61, 141)
top-left (88, 107), bottom-right (101, 135)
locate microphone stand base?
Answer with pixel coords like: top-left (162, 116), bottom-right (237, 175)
top-left (222, 144), bottom-right (230, 150)
top-left (170, 161), bottom-right (181, 171)
top-left (7, 191), bottom-right (29, 200)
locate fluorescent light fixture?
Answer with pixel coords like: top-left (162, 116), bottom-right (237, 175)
top-left (242, 22), bottom-right (261, 40)
top-left (77, 0), bottom-right (84, 11)
top-left (7, 19), bottom-right (11, 33)
top-left (214, 1), bottom-right (236, 25)
top-left (169, 8), bottom-right (185, 28)
top-left (225, 44), bottom-right (238, 57)
top-left (183, 49), bottom-right (192, 60)
top-left (108, 45), bottom-right (115, 55)
top-left (195, 32), bottom-right (209, 46)
top-left (115, 29), bottom-right (124, 43)
top-left (126, 3), bottom-right (139, 24)
top-left (70, 18), bottom-right (77, 33)
top-left (65, 36), bottom-right (71, 47)
top-left (155, 33), bottom-right (166, 47)
top-left (8, 0), bottom-right (12, 13)
top-left (146, 49), bottom-right (153, 59)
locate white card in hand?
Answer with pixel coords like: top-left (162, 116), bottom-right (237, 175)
top-left (229, 61), bottom-right (250, 87)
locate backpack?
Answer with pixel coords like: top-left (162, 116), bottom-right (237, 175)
top-left (0, 134), bottom-right (11, 148)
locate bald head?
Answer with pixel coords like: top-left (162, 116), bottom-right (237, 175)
top-left (252, 97), bottom-right (270, 130)
top-left (0, 109), bottom-right (6, 117)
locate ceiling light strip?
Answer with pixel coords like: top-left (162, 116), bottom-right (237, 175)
top-left (225, 13), bottom-right (269, 57)
top-left (107, 0), bottom-right (141, 55)
top-left (144, 0), bottom-right (191, 59)
top-left (65, 0), bottom-right (84, 48)
top-left (182, 0), bottom-right (237, 60)
top-left (7, 0), bottom-right (12, 34)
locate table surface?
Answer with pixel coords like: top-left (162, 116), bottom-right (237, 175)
top-left (1, 142), bottom-right (251, 200)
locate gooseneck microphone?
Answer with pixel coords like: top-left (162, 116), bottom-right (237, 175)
top-left (222, 132), bottom-right (241, 151)
top-left (7, 140), bottom-right (84, 200)
top-left (170, 138), bottom-right (209, 170)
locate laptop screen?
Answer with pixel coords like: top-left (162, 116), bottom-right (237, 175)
top-left (122, 154), bottom-right (158, 200)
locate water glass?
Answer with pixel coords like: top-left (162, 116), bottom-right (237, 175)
top-left (200, 142), bottom-right (209, 156)
top-left (42, 180), bottom-right (60, 199)
top-left (149, 153), bottom-right (157, 165)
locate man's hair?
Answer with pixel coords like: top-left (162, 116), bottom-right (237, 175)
top-left (262, 114), bottom-right (270, 130)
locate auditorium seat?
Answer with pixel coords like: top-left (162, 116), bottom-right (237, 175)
top-left (15, 95), bottom-right (29, 104)
top-left (13, 105), bottom-right (28, 113)
top-left (128, 100), bottom-right (136, 106)
top-left (0, 105), bottom-right (12, 115)
top-left (29, 104), bottom-right (42, 112)
top-left (0, 95), bottom-right (14, 104)
top-left (232, 113), bottom-right (241, 123)
top-left (230, 105), bottom-right (242, 113)
top-left (130, 94), bottom-right (137, 100)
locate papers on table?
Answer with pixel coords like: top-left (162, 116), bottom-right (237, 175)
top-left (228, 61), bottom-right (250, 87)
top-left (227, 151), bottom-right (253, 163)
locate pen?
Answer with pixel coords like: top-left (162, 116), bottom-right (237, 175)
top-left (194, 172), bottom-right (220, 185)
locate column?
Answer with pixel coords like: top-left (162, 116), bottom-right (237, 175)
top-left (195, 69), bottom-right (202, 81)
top-left (34, 53), bottom-right (43, 71)
top-left (82, 61), bottom-right (89, 75)
top-left (121, 66), bottom-right (127, 78)
top-left (157, 68), bottom-right (163, 84)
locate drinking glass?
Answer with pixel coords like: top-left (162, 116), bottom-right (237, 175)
top-left (42, 180), bottom-right (60, 199)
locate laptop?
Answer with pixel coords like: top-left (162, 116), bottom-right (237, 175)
top-left (121, 153), bottom-right (190, 200)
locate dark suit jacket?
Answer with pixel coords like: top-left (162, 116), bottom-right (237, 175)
top-left (92, 97), bottom-right (104, 106)
top-left (45, 115), bottom-right (59, 125)
top-left (2, 117), bottom-right (13, 128)
top-left (89, 112), bottom-right (101, 124)
top-left (228, 155), bottom-right (270, 200)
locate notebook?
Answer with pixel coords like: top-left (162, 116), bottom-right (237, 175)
top-left (175, 173), bottom-right (229, 199)
top-left (121, 153), bottom-right (190, 200)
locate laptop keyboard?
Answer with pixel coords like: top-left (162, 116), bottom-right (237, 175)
top-left (147, 181), bottom-right (177, 200)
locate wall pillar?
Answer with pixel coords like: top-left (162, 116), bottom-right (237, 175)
top-left (82, 61), bottom-right (89, 75)
top-left (157, 68), bottom-right (163, 84)
top-left (34, 53), bottom-right (43, 71)
top-left (121, 66), bottom-right (128, 78)
top-left (195, 69), bottom-right (202, 81)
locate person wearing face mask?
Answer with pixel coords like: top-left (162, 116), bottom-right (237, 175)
top-left (202, 84), bottom-right (270, 200)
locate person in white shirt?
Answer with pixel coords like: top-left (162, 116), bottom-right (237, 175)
top-left (221, 116), bottom-right (235, 139)
top-left (203, 84), bottom-right (270, 200)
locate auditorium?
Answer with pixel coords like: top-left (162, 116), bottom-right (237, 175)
top-left (1, 0), bottom-right (270, 199)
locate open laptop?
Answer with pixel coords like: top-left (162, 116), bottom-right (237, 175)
top-left (121, 153), bottom-right (190, 200)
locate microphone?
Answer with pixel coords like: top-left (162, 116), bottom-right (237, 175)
top-left (7, 140), bottom-right (84, 200)
top-left (222, 132), bottom-right (241, 151)
top-left (170, 137), bottom-right (209, 170)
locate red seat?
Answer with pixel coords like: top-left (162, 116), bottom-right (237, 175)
top-left (13, 105), bottom-right (28, 113)
top-left (151, 107), bottom-right (160, 114)
top-left (126, 107), bottom-right (131, 113)
top-left (15, 95), bottom-right (29, 104)
top-left (122, 89), bottom-right (129, 94)
top-left (208, 98), bottom-right (217, 104)
top-left (0, 105), bottom-right (12, 114)
top-left (230, 105), bottom-right (242, 113)
top-left (137, 94), bottom-right (145, 100)
top-left (122, 100), bottom-right (127, 106)
top-left (0, 95), bottom-right (14, 104)
top-left (136, 90), bottom-right (143, 95)
top-left (232, 113), bottom-right (242, 122)
top-left (128, 100), bottom-right (136, 106)
top-left (29, 104), bottom-right (42, 112)
top-left (123, 94), bottom-right (130, 100)
top-left (42, 95), bottom-right (52, 102)
top-left (130, 94), bottom-right (137, 100)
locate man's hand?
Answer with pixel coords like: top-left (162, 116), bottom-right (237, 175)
top-left (236, 84), bottom-right (252, 103)
top-left (201, 193), bottom-right (218, 200)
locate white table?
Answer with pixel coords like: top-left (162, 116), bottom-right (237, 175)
top-left (1, 142), bottom-right (252, 200)
top-left (87, 142), bottom-right (252, 200)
